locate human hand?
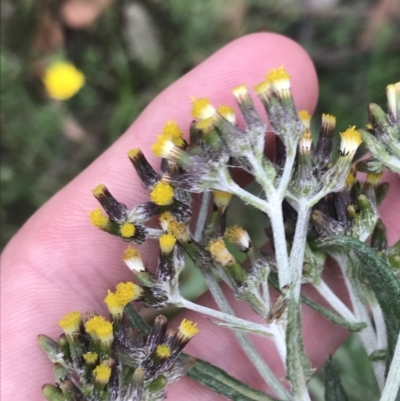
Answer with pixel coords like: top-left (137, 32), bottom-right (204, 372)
top-left (2, 32), bottom-right (400, 401)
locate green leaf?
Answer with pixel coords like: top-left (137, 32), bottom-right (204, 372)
top-left (322, 235), bottom-right (400, 373)
top-left (187, 359), bottom-right (280, 401)
top-left (324, 356), bottom-right (349, 401)
top-left (125, 303), bottom-right (151, 335)
top-left (125, 304), bottom-right (280, 401)
top-left (285, 298), bottom-right (313, 398)
top-left (300, 294), bottom-right (367, 332)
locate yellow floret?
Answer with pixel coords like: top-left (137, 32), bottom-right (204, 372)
top-left (207, 238), bottom-right (235, 266)
top-left (167, 220), bottom-right (190, 242)
top-left (159, 212), bottom-right (174, 231)
top-left (162, 121), bottom-right (185, 147)
top-left (265, 66), bottom-right (291, 98)
top-left (89, 208), bottom-right (109, 229)
top-left (298, 129), bottom-right (312, 155)
top-left (122, 246), bottom-right (146, 272)
top-left (254, 80), bottom-right (271, 98)
top-left (93, 363), bottom-right (112, 384)
top-left (151, 136), bottom-right (176, 158)
top-left (115, 282), bottom-right (142, 304)
top-left (104, 291), bottom-right (124, 316)
top-left (212, 190), bottom-right (233, 213)
top-left (155, 344), bottom-right (171, 358)
top-left (225, 226), bottom-right (251, 250)
top-left (322, 113), bottom-right (336, 130)
top-left (191, 98), bottom-right (216, 120)
top-left (196, 117), bottom-right (215, 132)
top-left (83, 352), bottom-right (98, 364)
top-left (122, 245), bottom-right (141, 260)
top-left (119, 222), bottom-right (136, 238)
top-left (178, 319), bottom-right (199, 340)
top-left (266, 66), bottom-right (290, 85)
top-left (58, 311), bottom-right (81, 335)
top-left (85, 315), bottom-right (108, 337)
top-left (92, 184), bottom-right (106, 197)
top-left (96, 320), bottom-right (114, 344)
top-left (232, 84), bottom-right (248, 99)
top-left (217, 105), bottom-right (236, 124)
top-left (298, 110), bottom-right (312, 129)
top-left (42, 62), bottom-right (85, 100)
top-left (159, 233), bottom-right (177, 253)
top-left (150, 182), bottom-right (174, 206)
top-left (339, 126), bottom-right (362, 157)
top-left (127, 148), bottom-right (141, 159)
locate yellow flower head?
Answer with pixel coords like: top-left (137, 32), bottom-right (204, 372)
top-left (150, 182), bottom-right (174, 206)
top-left (217, 105), bottom-right (236, 124)
top-left (162, 121), bottom-right (185, 147)
top-left (212, 190), bottom-right (233, 213)
top-left (58, 311), bottom-right (81, 335)
top-left (232, 84), bottom-right (249, 101)
top-left (159, 233), bottom-right (177, 253)
top-left (265, 66), bottom-right (291, 98)
top-left (155, 344), bottom-right (171, 359)
top-left (93, 363), bottom-right (112, 384)
top-left (191, 98), bottom-right (216, 120)
top-left (254, 80), bottom-right (271, 100)
top-left (339, 126), bottom-right (362, 157)
top-left (89, 208), bottom-right (109, 229)
top-left (298, 110), bottom-right (312, 129)
top-left (298, 129), bottom-right (312, 155)
top-left (42, 62), bottom-right (85, 100)
top-left (85, 315), bottom-right (108, 339)
top-left (122, 246), bottom-right (146, 272)
top-left (207, 238), bottom-right (235, 267)
top-left (151, 135), bottom-right (180, 159)
top-left (167, 220), bottom-right (190, 243)
top-left (115, 281), bottom-right (142, 304)
top-left (177, 319), bottom-right (199, 341)
top-left (157, 212), bottom-right (172, 232)
top-left (119, 222), bottom-right (136, 238)
top-left (83, 352), bottom-right (98, 364)
top-left (225, 226), bottom-right (251, 250)
top-left (321, 113), bottom-right (336, 132)
top-left (104, 291), bottom-right (124, 316)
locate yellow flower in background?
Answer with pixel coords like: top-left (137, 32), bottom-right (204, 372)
top-left (42, 61), bottom-right (85, 100)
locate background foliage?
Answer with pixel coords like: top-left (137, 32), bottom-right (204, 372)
top-left (2, 0), bottom-right (400, 399)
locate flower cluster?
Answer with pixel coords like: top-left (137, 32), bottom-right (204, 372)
top-left (358, 82), bottom-right (400, 174)
top-left (40, 65), bottom-right (400, 400)
top-left (39, 308), bottom-right (198, 401)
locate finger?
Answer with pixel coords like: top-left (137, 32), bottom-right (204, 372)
top-left (3, 32), bottom-right (319, 296)
top-left (1, 32), bottom-right (319, 400)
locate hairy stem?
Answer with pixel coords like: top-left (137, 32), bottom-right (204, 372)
top-left (267, 194), bottom-right (291, 288)
top-left (201, 269), bottom-right (293, 400)
top-left (314, 279), bottom-right (357, 323)
top-left (277, 142), bottom-right (297, 196)
top-left (194, 191), bottom-right (211, 242)
top-left (178, 297), bottom-right (272, 336)
top-left (288, 200), bottom-right (310, 297)
top-left (193, 193), bottom-right (292, 399)
top-left (380, 333), bottom-right (400, 401)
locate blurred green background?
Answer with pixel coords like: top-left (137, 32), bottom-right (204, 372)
top-left (2, 0), bottom-right (399, 399)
